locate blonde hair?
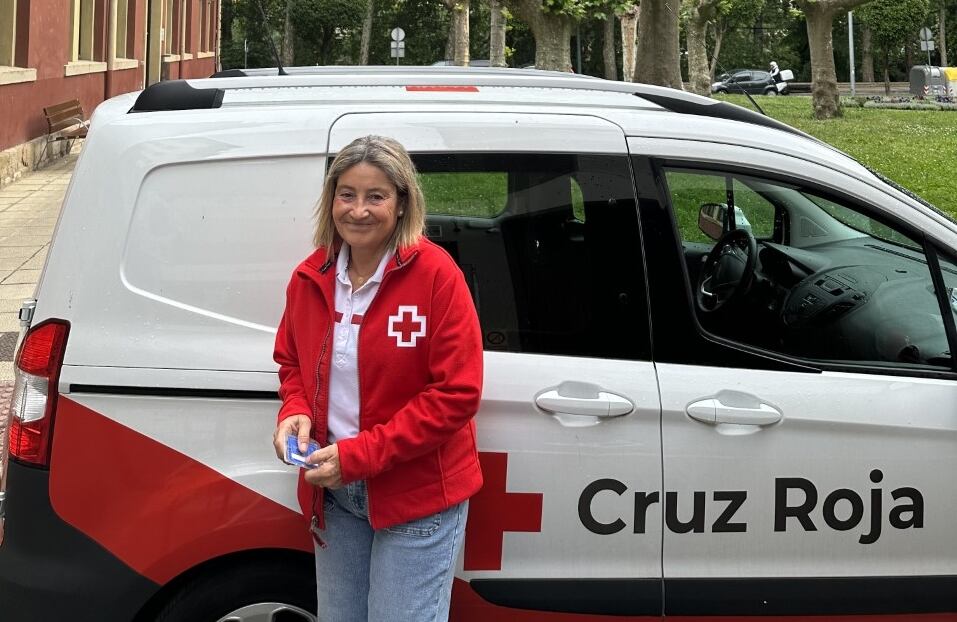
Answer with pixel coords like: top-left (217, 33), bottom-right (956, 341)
top-left (313, 135), bottom-right (425, 250)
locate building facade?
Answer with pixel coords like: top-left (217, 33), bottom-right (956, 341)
top-left (0, 0), bottom-right (220, 181)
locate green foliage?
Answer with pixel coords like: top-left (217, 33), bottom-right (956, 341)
top-left (539, 0), bottom-right (631, 20)
top-left (290, 0), bottom-right (365, 65)
top-left (369, 0), bottom-right (453, 64)
top-left (859, 0), bottom-right (932, 53)
top-left (701, 0), bottom-right (806, 80)
top-left (220, 0), bottom-right (285, 69)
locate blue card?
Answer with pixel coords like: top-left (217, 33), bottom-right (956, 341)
top-left (285, 435), bottom-right (320, 469)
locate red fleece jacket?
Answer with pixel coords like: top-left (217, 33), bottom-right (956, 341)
top-left (274, 238), bottom-right (483, 529)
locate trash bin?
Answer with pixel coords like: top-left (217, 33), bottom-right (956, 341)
top-left (943, 67), bottom-right (957, 97)
top-left (910, 65), bottom-right (946, 97)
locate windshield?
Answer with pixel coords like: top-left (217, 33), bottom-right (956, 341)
top-left (803, 193), bottom-right (922, 251)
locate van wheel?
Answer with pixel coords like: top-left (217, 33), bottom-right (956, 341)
top-left (151, 558), bottom-right (317, 622)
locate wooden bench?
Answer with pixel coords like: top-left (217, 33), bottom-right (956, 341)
top-left (35, 99), bottom-right (89, 169)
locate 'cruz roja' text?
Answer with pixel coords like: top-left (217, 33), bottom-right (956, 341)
top-left (578, 469), bottom-right (923, 544)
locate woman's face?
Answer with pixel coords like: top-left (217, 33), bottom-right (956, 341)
top-left (332, 162), bottom-right (401, 255)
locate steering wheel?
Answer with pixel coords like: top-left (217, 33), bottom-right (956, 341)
top-left (696, 228), bottom-right (758, 314)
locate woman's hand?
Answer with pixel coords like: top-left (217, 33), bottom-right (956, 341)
top-left (304, 444), bottom-right (343, 489)
top-left (273, 414), bottom-right (312, 461)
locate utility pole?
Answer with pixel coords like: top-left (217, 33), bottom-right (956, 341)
top-left (848, 12), bottom-right (856, 97)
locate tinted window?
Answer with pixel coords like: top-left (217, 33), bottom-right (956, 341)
top-left (663, 167), bottom-right (952, 371)
top-left (416, 153), bottom-right (649, 360)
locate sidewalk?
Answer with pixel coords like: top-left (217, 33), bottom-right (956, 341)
top-left (0, 147), bottom-right (79, 430)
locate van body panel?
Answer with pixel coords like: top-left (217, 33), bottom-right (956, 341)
top-left (48, 397), bottom-right (310, 585)
top-left (0, 461), bottom-right (161, 622)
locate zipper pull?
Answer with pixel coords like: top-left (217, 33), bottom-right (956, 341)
top-left (310, 515), bottom-right (327, 549)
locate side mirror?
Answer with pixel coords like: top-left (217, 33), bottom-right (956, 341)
top-left (698, 203), bottom-right (727, 241)
top-left (698, 203), bottom-right (755, 241)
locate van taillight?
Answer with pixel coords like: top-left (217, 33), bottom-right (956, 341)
top-left (8, 320), bottom-right (70, 467)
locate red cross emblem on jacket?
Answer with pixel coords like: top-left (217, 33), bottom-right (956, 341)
top-left (388, 305), bottom-right (427, 347)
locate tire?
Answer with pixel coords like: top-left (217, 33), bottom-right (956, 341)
top-left (151, 557), bottom-right (317, 622)
top-left (765, 88), bottom-right (778, 97)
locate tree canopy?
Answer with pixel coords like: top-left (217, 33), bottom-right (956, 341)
top-left (219, 0), bottom-right (956, 115)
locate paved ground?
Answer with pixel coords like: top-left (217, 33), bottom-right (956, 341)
top-left (0, 146), bottom-right (79, 451)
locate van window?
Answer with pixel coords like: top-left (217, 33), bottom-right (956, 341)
top-left (666, 170), bottom-right (775, 243)
top-left (419, 172), bottom-right (507, 218)
top-left (663, 167), bottom-right (952, 371)
top-left (416, 153), bottom-right (649, 360)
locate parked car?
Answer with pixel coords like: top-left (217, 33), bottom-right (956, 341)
top-left (712, 68), bottom-right (789, 95)
top-left (1, 66), bottom-right (955, 622)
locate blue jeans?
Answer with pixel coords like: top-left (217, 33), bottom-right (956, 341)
top-left (314, 480), bottom-right (468, 622)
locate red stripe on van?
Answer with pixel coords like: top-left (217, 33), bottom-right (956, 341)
top-left (48, 397), bottom-right (311, 585)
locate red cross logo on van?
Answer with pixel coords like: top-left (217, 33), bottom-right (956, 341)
top-left (388, 305), bottom-right (427, 347)
top-left (463, 452), bottom-right (543, 571)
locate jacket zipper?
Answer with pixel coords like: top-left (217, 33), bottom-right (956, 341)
top-left (354, 250), bottom-right (416, 528)
top-left (310, 306), bottom-right (333, 540)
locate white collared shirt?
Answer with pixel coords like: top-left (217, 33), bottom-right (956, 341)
top-left (327, 244), bottom-right (392, 444)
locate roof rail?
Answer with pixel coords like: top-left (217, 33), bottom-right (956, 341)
top-left (129, 80), bottom-right (225, 113)
top-left (129, 68), bottom-right (812, 140)
top-left (636, 92), bottom-right (805, 138)
top-left (210, 68), bottom-right (248, 78)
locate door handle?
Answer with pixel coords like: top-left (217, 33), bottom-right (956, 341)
top-left (536, 389), bottom-right (634, 418)
top-left (687, 398), bottom-right (782, 425)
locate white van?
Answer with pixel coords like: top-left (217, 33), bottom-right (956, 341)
top-left (2, 67), bottom-right (957, 621)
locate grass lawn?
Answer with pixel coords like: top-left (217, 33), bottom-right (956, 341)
top-left (717, 95), bottom-right (957, 218)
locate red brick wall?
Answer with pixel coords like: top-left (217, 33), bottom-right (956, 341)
top-left (1, 0), bottom-right (218, 152)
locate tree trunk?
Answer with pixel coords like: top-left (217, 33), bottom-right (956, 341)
top-left (360, 0), bottom-right (373, 65)
top-left (453, 0), bottom-right (470, 66)
top-left (862, 24), bottom-right (874, 82)
top-left (442, 0), bottom-right (470, 66)
top-left (282, 0), bottom-right (294, 66)
top-left (687, 0), bottom-right (719, 96)
top-left (798, 0), bottom-right (874, 119)
top-left (490, 0), bottom-right (507, 67)
top-left (603, 13), bottom-right (618, 80)
top-left (905, 38), bottom-right (913, 74)
top-left (710, 24), bottom-right (725, 80)
top-left (505, 0), bottom-right (573, 71)
top-left (620, 5), bottom-right (638, 82)
top-left (940, 5), bottom-right (948, 68)
top-left (802, 3), bottom-right (842, 119)
top-left (635, 0), bottom-right (682, 88)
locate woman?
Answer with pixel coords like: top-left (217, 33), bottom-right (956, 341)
top-left (272, 135), bottom-right (484, 621)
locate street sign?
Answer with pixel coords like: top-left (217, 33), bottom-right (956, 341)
top-left (390, 40), bottom-right (406, 58)
top-left (920, 40), bottom-right (936, 52)
top-left (919, 27), bottom-right (934, 42)
top-left (391, 27), bottom-right (405, 42)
